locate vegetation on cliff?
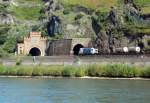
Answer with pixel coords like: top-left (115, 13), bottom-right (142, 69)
top-left (0, 0), bottom-right (149, 56)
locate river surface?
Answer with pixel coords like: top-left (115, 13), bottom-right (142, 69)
top-left (0, 78), bottom-right (150, 103)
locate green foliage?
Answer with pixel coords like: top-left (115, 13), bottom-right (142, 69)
top-left (3, 66), bottom-right (18, 75)
top-left (32, 67), bottom-right (43, 76)
top-left (17, 66), bottom-right (33, 76)
top-left (75, 67), bottom-right (86, 77)
top-left (141, 67), bottom-right (150, 78)
top-left (60, 0), bottom-right (118, 12)
top-left (75, 13), bottom-right (84, 20)
top-left (42, 66), bottom-right (63, 76)
top-left (63, 7), bottom-right (71, 15)
top-left (0, 25), bottom-right (11, 45)
top-left (105, 64), bottom-right (140, 77)
top-left (0, 3), bottom-right (9, 13)
top-left (16, 57), bottom-right (22, 66)
top-left (0, 25), bottom-right (31, 56)
top-left (3, 37), bottom-right (17, 53)
top-left (11, 6), bottom-right (42, 20)
top-left (0, 64), bottom-right (149, 78)
top-left (134, 0), bottom-right (150, 7)
top-left (95, 11), bottom-right (108, 23)
top-left (0, 47), bottom-right (8, 57)
top-left (62, 66), bottom-right (77, 77)
top-left (0, 65), bottom-right (5, 75)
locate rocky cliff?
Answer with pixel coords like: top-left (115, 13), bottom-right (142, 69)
top-left (0, 0), bottom-right (150, 56)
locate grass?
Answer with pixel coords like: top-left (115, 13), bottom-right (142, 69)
top-left (8, 0), bottom-right (43, 20)
top-left (0, 64), bottom-right (149, 78)
top-left (59, 0), bottom-right (118, 12)
top-left (11, 6), bottom-right (42, 20)
top-left (141, 6), bottom-right (150, 14)
top-left (134, 0), bottom-right (150, 14)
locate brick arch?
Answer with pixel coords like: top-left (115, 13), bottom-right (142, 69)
top-left (17, 32), bottom-right (47, 56)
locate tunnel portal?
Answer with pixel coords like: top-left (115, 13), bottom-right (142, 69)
top-left (29, 47), bottom-right (41, 56)
top-left (73, 44), bottom-right (84, 55)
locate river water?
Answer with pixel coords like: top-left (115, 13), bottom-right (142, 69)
top-left (0, 78), bottom-right (150, 103)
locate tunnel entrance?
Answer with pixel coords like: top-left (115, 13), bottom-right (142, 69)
top-left (73, 44), bottom-right (84, 55)
top-left (29, 47), bottom-right (41, 56)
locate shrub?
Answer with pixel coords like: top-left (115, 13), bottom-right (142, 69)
top-left (75, 13), bottom-right (84, 20)
top-left (16, 58), bottom-right (22, 65)
top-left (3, 66), bottom-right (18, 75)
top-left (87, 64), bottom-right (107, 77)
top-left (141, 67), bottom-right (150, 78)
top-left (105, 64), bottom-right (122, 77)
top-left (17, 66), bottom-right (33, 76)
top-left (75, 67), bottom-right (86, 77)
top-left (32, 67), bottom-right (43, 76)
top-left (42, 66), bottom-right (63, 76)
top-left (62, 66), bottom-right (77, 77)
top-left (0, 64), bottom-right (149, 78)
top-left (0, 65), bottom-right (5, 75)
top-left (63, 8), bottom-right (71, 15)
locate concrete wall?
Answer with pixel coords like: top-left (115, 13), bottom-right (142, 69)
top-left (46, 39), bottom-right (72, 56)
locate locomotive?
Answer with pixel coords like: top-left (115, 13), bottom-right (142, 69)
top-left (79, 48), bottom-right (98, 55)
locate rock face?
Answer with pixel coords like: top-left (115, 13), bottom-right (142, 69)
top-left (43, 0), bottom-right (63, 16)
top-left (0, 13), bottom-right (14, 24)
top-left (47, 16), bottom-right (61, 36)
top-left (0, 0), bottom-right (149, 55)
top-left (95, 31), bottom-right (110, 53)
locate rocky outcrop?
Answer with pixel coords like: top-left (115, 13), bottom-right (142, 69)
top-left (43, 0), bottom-right (63, 16)
top-left (0, 13), bottom-right (14, 24)
top-left (95, 31), bottom-right (110, 53)
top-left (47, 16), bottom-right (61, 36)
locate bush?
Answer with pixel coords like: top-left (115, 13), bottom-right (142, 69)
top-left (105, 64), bottom-right (122, 77)
top-left (42, 66), bottom-right (63, 76)
top-left (87, 65), bottom-right (106, 77)
top-left (75, 13), bottom-right (84, 20)
top-left (0, 65), bottom-right (5, 75)
top-left (62, 66), bottom-right (77, 77)
top-left (17, 66), bottom-right (33, 76)
top-left (32, 67), bottom-right (43, 76)
top-left (0, 64), bottom-right (149, 78)
top-left (16, 58), bottom-right (22, 65)
top-left (141, 67), bottom-right (150, 78)
top-left (3, 66), bottom-right (18, 75)
top-left (75, 67), bottom-right (86, 77)
top-left (63, 8), bottom-right (71, 15)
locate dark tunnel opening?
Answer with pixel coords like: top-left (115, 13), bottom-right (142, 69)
top-left (29, 47), bottom-right (41, 56)
top-left (73, 44), bottom-right (84, 55)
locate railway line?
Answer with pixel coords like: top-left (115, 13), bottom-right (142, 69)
top-left (1, 54), bottom-right (150, 66)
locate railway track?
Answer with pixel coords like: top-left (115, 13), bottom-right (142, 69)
top-left (1, 54), bottom-right (150, 66)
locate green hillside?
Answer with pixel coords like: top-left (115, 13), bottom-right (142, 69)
top-left (0, 0), bottom-right (149, 56)
top-left (134, 0), bottom-right (150, 14)
top-left (60, 0), bottom-right (118, 12)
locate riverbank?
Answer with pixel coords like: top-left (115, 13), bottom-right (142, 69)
top-left (0, 76), bottom-right (150, 80)
top-left (0, 64), bottom-right (150, 78)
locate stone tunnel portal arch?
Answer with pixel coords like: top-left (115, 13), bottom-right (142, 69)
top-left (73, 44), bottom-right (84, 55)
top-left (29, 47), bottom-right (41, 56)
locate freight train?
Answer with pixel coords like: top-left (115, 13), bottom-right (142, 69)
top-left (79, 46), bottom-right (141, 55)
top-left (115, 46), bottom-right (141, 54)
